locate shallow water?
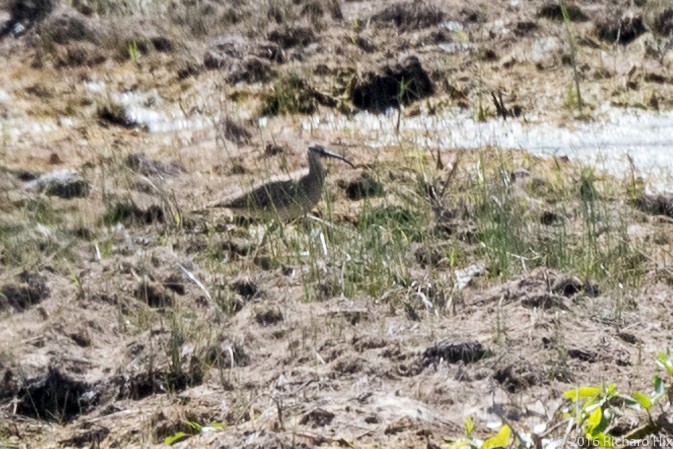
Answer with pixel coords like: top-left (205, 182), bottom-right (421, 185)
top-left (301, 104), bottom-right (673, 192)
top-left (2, 77), bottom-right (671, 192)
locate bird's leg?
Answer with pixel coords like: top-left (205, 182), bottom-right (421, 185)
top-left (255, 219), bottom-right (292, 264)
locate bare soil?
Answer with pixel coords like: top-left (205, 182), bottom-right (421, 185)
top-left (2, 0), bottom-right (673, 447)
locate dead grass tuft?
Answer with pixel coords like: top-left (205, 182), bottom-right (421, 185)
top-left (369, 0), bottom-right (445, 31)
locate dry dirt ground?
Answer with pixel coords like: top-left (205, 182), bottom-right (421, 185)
top-left (2, 0), bottom-right (673, 448)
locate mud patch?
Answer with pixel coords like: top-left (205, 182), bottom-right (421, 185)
top-left (635, 193), bottom-right (673, 218)
top-left (102, 201), bottom-right (165, 225)
top-left (267, 24), bottom-right (316, 49)
top-left (340, 172), bottom-right (385, 200)
top-left (652, 7), bottom-right (673, 36)
top-left (350, 56), bottom-right (434, 112)
top-left (1, 0), bottom-right (54, 36)
top-left (421, 339), bottom-right (489, 368)
top-left (0, 271), bottom-right (50, 312)
top-left (231, 279), bottom-right (259, 301)
top-left (134, 280), bottom-right (174, 308)
top-left (537, 2), bottom-right (588, 22)
top-left (16, 366), bottom-right (96, 422)
top-left (596, 14), bottom-right (646, 45)
top-left (97, 101), bottom-right (139, 128)
top-left (36, 9), bottom-right (96, 44)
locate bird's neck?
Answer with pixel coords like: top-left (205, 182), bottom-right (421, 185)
top-left (308, 153), bottom-right (325, 185)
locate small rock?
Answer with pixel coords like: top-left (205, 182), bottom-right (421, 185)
top-left (24, 169), bottom-right (90, 199)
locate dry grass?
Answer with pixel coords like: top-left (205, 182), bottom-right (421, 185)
top-left (2, 0), bottom-right (673, 446)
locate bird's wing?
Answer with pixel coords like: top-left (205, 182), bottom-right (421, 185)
top-left (221, 179), bottom-right (303, 210)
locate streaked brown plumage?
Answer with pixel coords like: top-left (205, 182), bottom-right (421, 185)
top-left (215, 145), bottom-right (355, 220)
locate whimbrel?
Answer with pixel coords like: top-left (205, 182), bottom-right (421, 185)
top-left (214, 145), bottom-right (355, 220)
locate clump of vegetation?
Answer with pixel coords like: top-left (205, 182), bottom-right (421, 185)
top-left (445, 352), bottom-right (673, 448)
top-left (369, 0), bottom-right (445, 31)
top-left (259, 73), bottom-right (319, 116)
top-left (96, 99), bottom-right (138, 128)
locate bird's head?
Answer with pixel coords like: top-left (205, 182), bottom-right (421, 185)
top-left (308, 145), bottom-right (355, 168)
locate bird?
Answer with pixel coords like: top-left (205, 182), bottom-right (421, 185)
top-left (213, 145), bottom-right (355, 220)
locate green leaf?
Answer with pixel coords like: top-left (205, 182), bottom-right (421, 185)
top-left (482, 425), bottom-right (512, 449)
top-left (165, 432), bottom-right (191, 445)
top-left (564, 386), bottom-right (601, 401)
top-left (653, 375), bottom-right (666, 399)
top-left (632, 391), bottom-right (652, 411)
top-left (586, 406), bottom-right (602, 433)
top-left (656, 352), bottom-right (673, 375)
top-left (186, 421), bottom-right (202, 432)
top-left (465, 416), bottom-right (474, 436)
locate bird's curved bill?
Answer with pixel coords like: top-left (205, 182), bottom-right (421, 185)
top-left (321, 148), bottom-right (356, 168)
